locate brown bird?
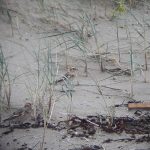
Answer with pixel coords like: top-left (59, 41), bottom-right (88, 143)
top-left (55, 66), bottom-right (78, 85)
top-left (3, 103), bottom-right (33, 124)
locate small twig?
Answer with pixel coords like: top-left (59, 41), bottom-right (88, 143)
top-left (130, 11), bottom-right (143, 27)
top-left (39, 31), bottom-right (76, 39)
top-left (128, 28), bottom-right (134, 97)
top-left (86, 119), bottom-right (99, 127)
top-left (78, 83), bottom-right (122, 91)
top-left (31, 140), bottom-right (40, 150)
top-left (116, 22), bottom-right (121, 62)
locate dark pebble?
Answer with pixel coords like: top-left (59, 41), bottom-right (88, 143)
top-left (13, 138), bottom-right (17, 142)
top-left (6, 142), bottom-right (10, 146)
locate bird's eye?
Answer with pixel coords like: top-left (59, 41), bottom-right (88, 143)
top-left (71, 67), bottom-right (77, 70)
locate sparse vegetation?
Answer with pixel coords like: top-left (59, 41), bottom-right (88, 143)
top-left (112, 0), bottom-right (126, 17)
top-left (0, 45), bottom-right (11, 109)
top-left (0, 0), bottom-right (150, 149)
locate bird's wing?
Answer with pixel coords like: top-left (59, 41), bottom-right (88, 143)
top-left (55, 73), bottom-right (69, 84)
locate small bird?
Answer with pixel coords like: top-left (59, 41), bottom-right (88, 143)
top-left (55, 66), bottom-right (78, 85)
top-left (3, 103), bottom-right (33, 124)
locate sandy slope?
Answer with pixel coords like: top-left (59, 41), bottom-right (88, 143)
top-left (0, 0), bottom-right (150, 149)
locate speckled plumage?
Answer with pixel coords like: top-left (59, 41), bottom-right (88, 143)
top-left (55, 66), bottom-right (78, 84)
top-left (3, 103), bottom-right (33, 124)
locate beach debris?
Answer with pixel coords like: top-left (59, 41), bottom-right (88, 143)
top-left (2, 127), bottom-right (14, 135)
top-left (69, 145), bottom-right (104, 150)
top-left (103, 135), bottom-right (150, 143)
top-left (114, 100), bottom-right (142, 108)
top-left (134, 110), bottom-right (142, 116)
top-left (1, 113), bottom-right (150, 143)
top-left (16, 143), bottom-right (28, 150)
top-left (48, 113), bottom-right (150, 137)
top-left (64, 114), bottom-right (150, 136)
top-left (128, 102), bottom-right (150, 109)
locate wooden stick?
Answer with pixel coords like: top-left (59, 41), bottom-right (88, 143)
top-left (128, 102), bottom-right (150, 109)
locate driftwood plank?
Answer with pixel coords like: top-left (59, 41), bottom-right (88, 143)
top-left (128, 102), bottom-right (150, 109)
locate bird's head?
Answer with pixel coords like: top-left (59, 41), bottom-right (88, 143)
top-left (24, 103), bottom-right (32, 110)
top-left (67, 66), bottom-right (78, 73)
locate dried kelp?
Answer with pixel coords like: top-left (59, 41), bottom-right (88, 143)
top-left (103, 135), bottom-right (150, 143)
top-left (69, 145), bottom-right (104, 150)
top-left (1, 113), bottom-right (150, 142)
